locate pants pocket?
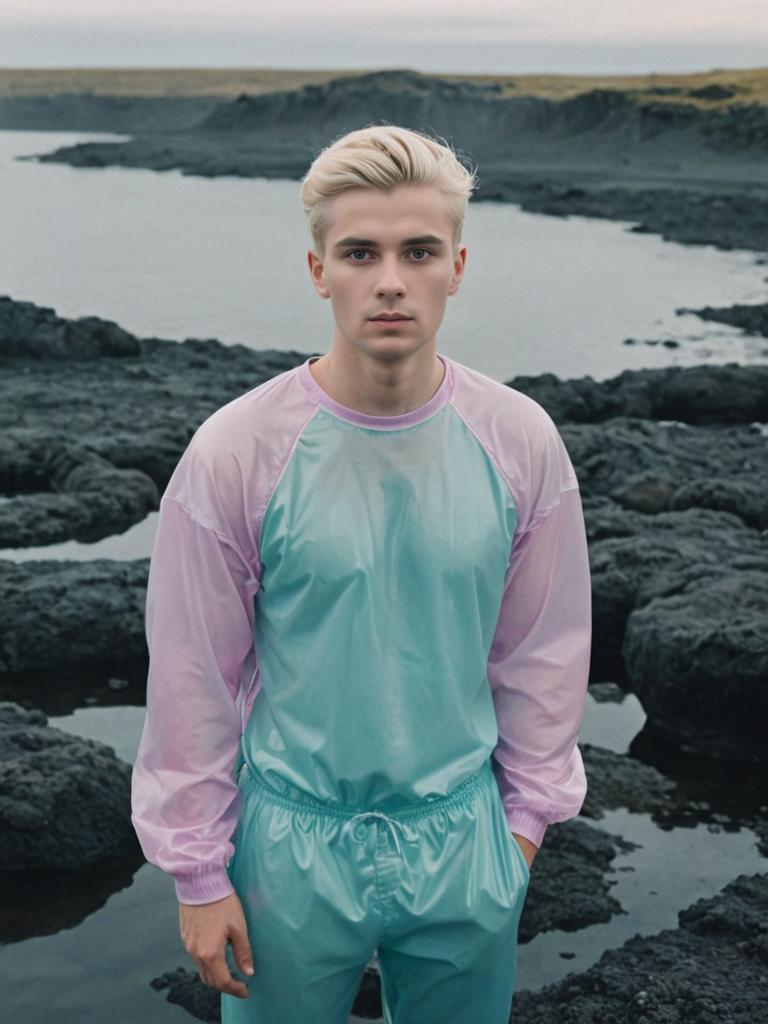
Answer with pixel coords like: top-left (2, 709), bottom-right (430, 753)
top-left (489, 783), bottom-right (531, 891)
top-left (505, 827), bottom-right (531, 886)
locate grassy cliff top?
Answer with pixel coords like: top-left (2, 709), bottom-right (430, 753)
top-left (0, 66), bottom-right (766, 108)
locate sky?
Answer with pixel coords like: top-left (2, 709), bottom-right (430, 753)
top-left (1, 0), bottom-right (767, 75)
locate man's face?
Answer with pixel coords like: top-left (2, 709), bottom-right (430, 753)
top-left (307, 183), bottom-right (467, 363)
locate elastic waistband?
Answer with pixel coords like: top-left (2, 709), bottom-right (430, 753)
top-left (238, 757), bottom-right (496, 824)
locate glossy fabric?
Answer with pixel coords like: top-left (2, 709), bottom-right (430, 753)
top-left (221, 756), bottom-right (530, 1024)
top-left (130, 352), bottom-right (592, 906)
top-left (244, 398), bottom-right (516, 808)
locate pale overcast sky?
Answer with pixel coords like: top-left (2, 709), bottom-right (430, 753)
top-left (1, 0), bottom-right (767, 74)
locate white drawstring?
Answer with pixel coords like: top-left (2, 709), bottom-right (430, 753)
top-left (343, 811), bottom-right (410, 857)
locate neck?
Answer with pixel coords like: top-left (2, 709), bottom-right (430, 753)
top-left (308, 347), bottom-right (445, 417)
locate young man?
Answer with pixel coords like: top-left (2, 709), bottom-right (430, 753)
top-left (131, 124), bottom-right (592, 1024)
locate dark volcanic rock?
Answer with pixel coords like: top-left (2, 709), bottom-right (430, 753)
top-left (579, 742), bottom-right (678, 821)
top-left (518, 818), bottom-right (635, 942)
top-left (689, 83), bottom-right (739, 101)
top-left (0, 432), bottom-right (159, 548)
top-left (678, 301), bottom-right (768, 337)
top-left (513, 873), bottom-right (768, 1023)
top-left (668, 477), bottom-right (768, 530)
top-left (623, 570), bottom-right (768, 760)
top-left (0, 295), bottom-right (141, 358)
top-left (0, 558), bottom-right (149, 674)
top-left (151, 966), bottom-right (222, 1023)
top-left (505, 364), bottom-right (768, 425)
top-left (586, 505), bottom-right (767, 680)
top-left (0, 701), bottom-right (139, 871)
top-left (479, 178), bottom-right (768, 255)
top-left (0, 93), bottom-right (220, 133)
top-left (0, 297), bottom-right (308, 544)
top-left (561, 418), bottom-right (768, 522)
top-left (646, 86), bottom-right (685, 96)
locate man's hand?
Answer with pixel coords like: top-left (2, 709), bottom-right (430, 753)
top-left (179, 892), bottom-right (254, 1000)
top-left (512, 832), bottom-right (538, 872)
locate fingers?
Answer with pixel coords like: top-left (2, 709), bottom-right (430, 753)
top-left (230, 924), bottom-right (255, 979)
top-left (178, 894), bottom-right (253, 1000)
top-left (197, 949), bottom-right (250, 999)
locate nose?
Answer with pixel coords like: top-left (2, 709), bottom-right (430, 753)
top-left (374, 254), bottom-right (406, 297)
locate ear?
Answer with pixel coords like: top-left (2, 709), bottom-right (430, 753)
top-left (307, 249), bottom-right (330, 299)
top-left (447, 245), bottom-right (467, 296)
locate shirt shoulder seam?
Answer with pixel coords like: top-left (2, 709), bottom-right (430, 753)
top-left (161, 494), bottom-right (246, 555)
top-left (259, 403), bottom-right (321, 520)
top-left (519, 481), bottom-right (581, 536)
top-left (447, 398), bottom-right (520, 508)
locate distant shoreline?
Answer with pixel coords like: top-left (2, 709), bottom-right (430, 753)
top-left (0, 65), bottom-right (766, 105)
top-left (4, 66), bottom-right (766, 256)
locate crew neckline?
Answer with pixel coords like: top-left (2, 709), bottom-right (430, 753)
top-left (298, 352), bottom-right (454, 430)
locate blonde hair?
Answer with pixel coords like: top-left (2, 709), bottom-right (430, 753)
top-left (299, 123), bottom-right (478, 258)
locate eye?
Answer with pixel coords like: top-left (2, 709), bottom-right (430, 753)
top-left (343, 247), bottom-right (435, 263)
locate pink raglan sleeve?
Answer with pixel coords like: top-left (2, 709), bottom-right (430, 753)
top-left (487, 404), bottom-right (592, 850)
top-left (130, 424), bottom-right (262, 905)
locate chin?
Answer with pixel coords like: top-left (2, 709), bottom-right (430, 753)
top-left (369, 343), bottom-right (422, 362)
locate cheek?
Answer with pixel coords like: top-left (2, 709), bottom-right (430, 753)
top-left (425, 262), bottom-right (454, 285)
top-left (327, 274), bottom-right (359, 305)
top-left (424, 269), bottom-right (453, 299)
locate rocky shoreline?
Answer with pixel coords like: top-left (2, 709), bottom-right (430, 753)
top-left (1, 292), bottom-right (766, 754)
top-left (1, 294), bottom-right (766, 1019)
top-left (5, 68), bottom-right (766, 257)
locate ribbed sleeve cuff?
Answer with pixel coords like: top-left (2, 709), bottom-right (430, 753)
top-left (174, 866), bottom-right (236, 905)
top-left (505, 808), bottom-right (549, 849)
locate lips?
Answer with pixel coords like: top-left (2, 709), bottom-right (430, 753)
top-left (370, 315), bottom-right (413, 321)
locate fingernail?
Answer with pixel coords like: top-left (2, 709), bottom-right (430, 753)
top-left (244, 965), bottom-right (254, 976)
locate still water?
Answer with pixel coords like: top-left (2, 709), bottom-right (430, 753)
top-left (1, 128), bottom-right (766, 1022)
top-left (1, 129), bottom-right (767, 383)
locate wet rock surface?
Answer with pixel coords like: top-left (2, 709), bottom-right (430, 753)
top-left (584, 500), bottom-right (766, 657)
top-left (518, 818), bottom-right (637, 941)
top-left (0, 435), bottom-right (158, 549)
top-left (478, 178), bottom-right (768, 255)
top-left (623, 570), bottom-right (768, 760)
top-left (679, 301), bottom-right (768, 337)
top-left (0, 296), bottom-right (306, 545)
top-left (0, 557), bottom-right (149, 674)
top-left (506, 363), bottom-right (768, 424)
top-left (513, 872), bottom-right (768, 1023)
top-left (0, 701), bottom-right (139, 872)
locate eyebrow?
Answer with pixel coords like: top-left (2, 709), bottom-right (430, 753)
top-left (333, 234), bottom-right (446, 248)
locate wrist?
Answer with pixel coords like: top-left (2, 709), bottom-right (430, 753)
top-left (174, 866), bottom-right (235, 905)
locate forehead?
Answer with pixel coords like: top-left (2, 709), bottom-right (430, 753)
top-left (325, 183), bottom-right (453, 242)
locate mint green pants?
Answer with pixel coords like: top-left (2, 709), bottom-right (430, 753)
top-left (221, 756), bottom-right (530, 1023)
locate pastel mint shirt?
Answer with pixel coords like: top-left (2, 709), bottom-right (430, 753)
top-left (131, 353), bottom-right (592, 905)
